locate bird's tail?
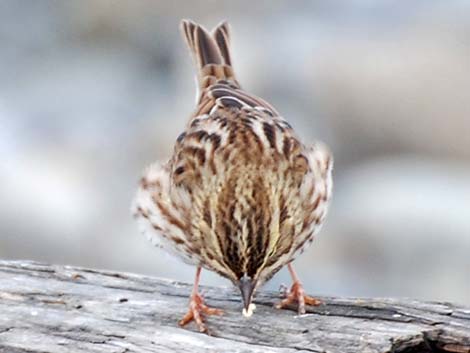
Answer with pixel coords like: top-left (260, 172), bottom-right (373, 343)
top-left (181, 20), bottom-right (238, 90)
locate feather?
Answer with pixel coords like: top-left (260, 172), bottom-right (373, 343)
top-left (212, 21), bottom-right (232, 66)
top-left (181, 19), bottom-right (238, 90)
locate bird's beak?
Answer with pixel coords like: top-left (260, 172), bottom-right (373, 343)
top-left (238, 275), bottom-right (256, 315)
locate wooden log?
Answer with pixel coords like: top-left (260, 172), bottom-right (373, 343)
top-left (0, 260), bottom-right (468, 353)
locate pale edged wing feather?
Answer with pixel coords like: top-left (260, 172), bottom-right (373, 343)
top-left (192, 81), bottom-right (279, 119)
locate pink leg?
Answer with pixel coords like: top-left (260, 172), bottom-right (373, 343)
top-left (275, 264), bottom-right (321, 314)
top-left (178, 267), bottom-right (223, 333)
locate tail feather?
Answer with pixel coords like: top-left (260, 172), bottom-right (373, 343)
top-left (212, 21), bottom-right (232, 66)
top-left (181, 19), bottom-right (236, 89)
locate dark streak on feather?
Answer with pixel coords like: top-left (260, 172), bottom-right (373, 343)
top-left (209, 133), bottom-right (221, 150)
top-left (190, 118), bottom-right (201, 128)
top-left (176, 132), bottom-right (186, 143)
top-left (219, 97), bottom-right (243, 109)
top-left (263, 122), bottom-right (276, 149)
top-left (283, 136), bottom-right (291, 158)
top-left (154, 198), bottom-right (186, 231)
top-left (174, 166), bottom-right (185, 175)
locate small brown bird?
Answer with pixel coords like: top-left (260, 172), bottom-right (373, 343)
top-left (132, 19), bottom-right (333, 333)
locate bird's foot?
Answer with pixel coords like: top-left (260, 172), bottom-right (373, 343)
top-left (275, 281), bottom-right (321, 314)
top-left (178, 292), bottom-right (223, 333)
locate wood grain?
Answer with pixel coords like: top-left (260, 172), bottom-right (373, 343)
top-left (0, 260), bottom-right (468, 353)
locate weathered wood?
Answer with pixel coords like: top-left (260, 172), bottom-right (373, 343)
top-left (0, 260), bottom-right (468, 353)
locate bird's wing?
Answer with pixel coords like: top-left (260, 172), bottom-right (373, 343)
top-left (132, 161), bottom-right (200, 265)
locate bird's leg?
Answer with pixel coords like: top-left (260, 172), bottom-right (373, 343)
top-left (178, 267), bottom-right (223, 333)
top-left (275, 264), bottom-right (321, 314)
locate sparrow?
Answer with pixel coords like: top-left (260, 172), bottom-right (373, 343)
top-left (132, 19), bottom-right (333, 333)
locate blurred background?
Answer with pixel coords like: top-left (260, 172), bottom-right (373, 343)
top-left (1, 1), bottom-right (469, 305)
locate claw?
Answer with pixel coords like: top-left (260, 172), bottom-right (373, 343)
top-left (179, 292), bottom-right (223, 333)
top-left (275, 281), bottom-right (321, 314)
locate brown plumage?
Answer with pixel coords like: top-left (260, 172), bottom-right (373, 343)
top-left (132, 19), bottom-right (333, 333)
